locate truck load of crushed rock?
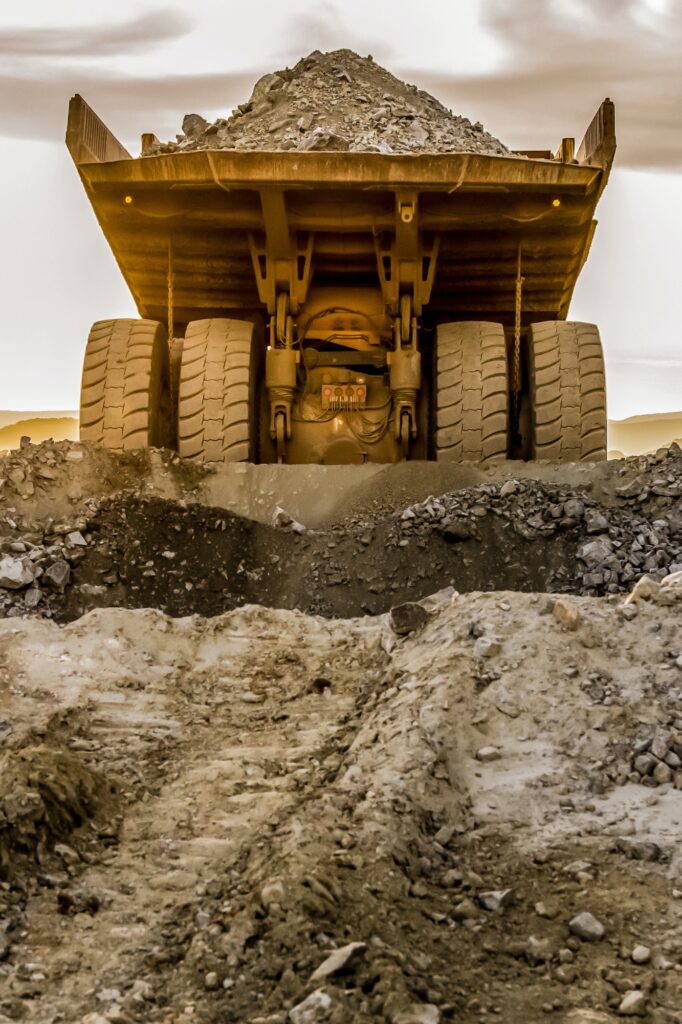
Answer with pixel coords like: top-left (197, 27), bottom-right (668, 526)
top-left (147, 49), bottom-right (510, 157)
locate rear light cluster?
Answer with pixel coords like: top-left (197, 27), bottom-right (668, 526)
top-left (321, 383), bottom-right (367, 411)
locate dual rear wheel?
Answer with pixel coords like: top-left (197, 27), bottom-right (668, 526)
top-left (80, 317), bottom-right (607, 464)
top-left (434, 320), bottom-right (607, 463)
top-left (80, 318), bottom-right (262, 462)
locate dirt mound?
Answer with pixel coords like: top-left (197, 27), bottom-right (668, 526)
top-left (1, 435), bottom-right (679, 527)
top-left (149, 49), bottom-right (509, 157)
top-left (1, 446), bottom-right (680, 621)
top-left (1, 589), bottom-right (681, 1021)
top-left (0, 744), bottom-right (118, 880)
top-left (51, 476), bottom-right (681, 622)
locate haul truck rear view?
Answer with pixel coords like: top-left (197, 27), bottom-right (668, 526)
top-left (66, 78), bottom-right (615, 466)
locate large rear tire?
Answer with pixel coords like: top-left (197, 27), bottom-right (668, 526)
top-left (434, 321), bottom-right (508, 463)
top-left (178, 318), bottom-right (261, 463)
top-left (528, 321), bottom-right (607, 461)
top-left (80, 318), bottom-right (172, 451)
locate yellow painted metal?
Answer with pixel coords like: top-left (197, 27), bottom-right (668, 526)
top-left (66, 95), bottom-right (615, 333)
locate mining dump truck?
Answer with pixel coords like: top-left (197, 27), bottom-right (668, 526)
top-left (66, 95), bottom-right (615, 465)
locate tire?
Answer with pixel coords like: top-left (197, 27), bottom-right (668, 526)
top-left (528, 321), bottom-right (607, 461)
top-left (178, 318), bottom-right (261, 463)
top-left (80, 318), bottom-right (172, 451)
top-left (169, 337), bottom-right (184, 432)
top-left (434, 321), bottom-right (509, 462)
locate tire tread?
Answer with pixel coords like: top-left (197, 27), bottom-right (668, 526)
top-left (528, 321), bottom-right (607, 462)
top-left (434, 321), bottom-right (508, 463)
top-left (177, 318), bottom-right (258, 464)
top-left (79, 318), bottom-right (170, 451)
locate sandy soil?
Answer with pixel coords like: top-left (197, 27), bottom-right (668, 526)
top-left (2, 581), bottom-right (682, 1023)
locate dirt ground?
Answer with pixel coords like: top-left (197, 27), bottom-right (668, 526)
top-left (49, 490), bottom-right (616, 620)
top-left (1, 441), bottom-right (682, 1023)
top-left (1, 441), bottom-right (681, 623)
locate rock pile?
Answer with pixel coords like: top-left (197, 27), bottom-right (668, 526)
top-left (2, 443), bottom-right (682, 620)
top-left (0, 519), bottom-right (90, 617)
top-left (0, 440), bottom-right (99, 617)
top-left (628, 725), bottom-right (682, 788)
top-left (1, 439), bottom-right (681, 619)
top-left (612, 443), bottom-right (682, 503)
top-left (0, 437), bottom-right (86, 502)
top-left (392, 449), bottom-right (682, 596)
top-left (0, 441), bottom-right (100, 617)
top-left (146, 49), bottom-right (509, 157)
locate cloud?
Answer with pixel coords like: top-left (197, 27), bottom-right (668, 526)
top-left (402, 0), bottom-right (682, 169)
top-left (0, 2), bottom-right (390, 150)
top-left (280, 3), bottom-right (355, 54)
top-left (0, 68), bottom-right (256, 149)
top-left (0, 9), bottom-right (206, 147)
top-left (0, 9), bottom-right (192, 57)
top-left (0, 8), bottom-right (255, 147)
top-left (273, 3), bottom-right (393, 65)
top-left (0, 0), bottom-right (679, 169)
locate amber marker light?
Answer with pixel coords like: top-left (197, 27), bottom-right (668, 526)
top-left (124, 195), bottom-right (134, 204)
top-left (552, 198), bottom-right (561, 208)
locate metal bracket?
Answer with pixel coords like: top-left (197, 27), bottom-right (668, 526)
top-left (374, 192), bottom-right (439, 317)
top-left (66, 94), bottom-right (131, 165)
top-left (248, 188), bottom-right (314, 316)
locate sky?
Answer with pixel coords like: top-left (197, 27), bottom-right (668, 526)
top-left (0, 0), bottom-right (680, 419)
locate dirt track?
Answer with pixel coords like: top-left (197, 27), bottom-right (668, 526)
top-left (2, 586), bottom-right (682, 1023)
top-left (1, 441), bottom-right (682, 1023)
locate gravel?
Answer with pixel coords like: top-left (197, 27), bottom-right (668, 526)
top-left (618, 990), bottom-right (647, 1016)
top-left (391, 444), bottom-right (682, 597)
top-left (309, 942), bottom-right (367, 982)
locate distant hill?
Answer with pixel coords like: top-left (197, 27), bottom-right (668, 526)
top-left (0, 410), bottom-right (78, 430)
top-left (608, 412), bottom-right (682, 457)
top-left (1, 410), bottom-right (680, 459)
top-left (0, 415), bottom-right (79, 452)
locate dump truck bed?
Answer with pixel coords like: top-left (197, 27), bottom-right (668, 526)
top-left (67, 96), bottom-right (615, 329)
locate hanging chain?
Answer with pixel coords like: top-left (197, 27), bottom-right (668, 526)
top-left (167, 237), bottom-right (175, 342)
top-left (513, 245), bottom-right (524, 395)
